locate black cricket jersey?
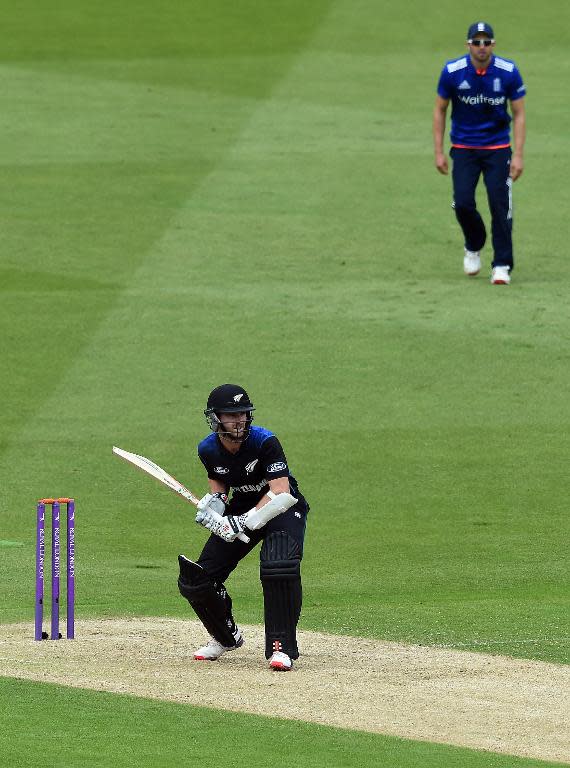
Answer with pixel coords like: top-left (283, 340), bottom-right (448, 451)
top-left (197, 425), bottom-right (307, 514)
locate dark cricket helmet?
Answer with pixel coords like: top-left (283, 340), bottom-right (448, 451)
top-left (204, 384), bottom-right (255, 438)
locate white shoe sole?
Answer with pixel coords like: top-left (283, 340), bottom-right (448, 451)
top-left (194, 635), bottom-right (244, 661)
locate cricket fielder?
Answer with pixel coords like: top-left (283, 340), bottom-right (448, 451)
top-left (433, 22), bottom-right (526, 284)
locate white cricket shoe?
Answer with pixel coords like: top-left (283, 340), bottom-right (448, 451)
top-left (490, 266), bottom-right (511, 285)
top-left (464, 248), bottom-right (481, 276)
top-left (269, 651), bottom-right (292, 671)
top-left (194, 629), bottom-right (244, 661)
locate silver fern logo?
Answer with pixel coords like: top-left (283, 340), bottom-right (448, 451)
top-left (245, 460), bottom-right (258, 474)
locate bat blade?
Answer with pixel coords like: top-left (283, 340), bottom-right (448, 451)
top-left (112, 446), bottom-right (200, 506)
top-left (112, 446), bottom-right (250, 543)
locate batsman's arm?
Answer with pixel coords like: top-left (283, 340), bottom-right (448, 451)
top-left (207, 478), bottom-right (229, 495)
top-left (266, 476), bottom-right (290, 497)
top-left (244, 478), bottom-right (297, 531)
top-left (242, 476), bottom-right (291, 521)
top-left (433, 96), bottom-right (449, 174)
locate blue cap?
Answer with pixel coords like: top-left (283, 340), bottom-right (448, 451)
top-left (467, 22), bottom-right (494, 40)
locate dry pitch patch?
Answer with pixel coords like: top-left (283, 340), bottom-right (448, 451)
top-left (1, 618), bottom-right (568, 764)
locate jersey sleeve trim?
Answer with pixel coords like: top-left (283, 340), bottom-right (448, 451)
top-left (446, 57), bottom-right (468, 73)
top-left (494, 57), bottom-right (515, 73)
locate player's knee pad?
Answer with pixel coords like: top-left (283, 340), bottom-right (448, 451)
top-left (177, 555), bottom-right (237, 647)
top-left (260, 532), bottom-right (302, 659)
top-left (178, 554), bottom-right (211, 598)
top-left (260, 531), bottom-right (301, 580)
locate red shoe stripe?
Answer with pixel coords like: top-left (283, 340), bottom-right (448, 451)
top-left (270, 661), bottom-right (291, 670)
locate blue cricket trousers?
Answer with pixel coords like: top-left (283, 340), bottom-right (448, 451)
top-left (451, 147), bottom-right (514, 269)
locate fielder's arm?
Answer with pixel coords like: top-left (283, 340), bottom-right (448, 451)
top-left (433, 96), bottom-right (450, 174)
top-left (510, 97), bottom-right (525, 181)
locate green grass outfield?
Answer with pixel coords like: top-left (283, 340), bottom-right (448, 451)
top-left (0, 677), bottom-right (563, 768)
top-left (1, 0), bottom-right (568, 765)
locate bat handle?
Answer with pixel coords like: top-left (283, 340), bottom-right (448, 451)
top-left (238, 532), bottom-right (250, 544)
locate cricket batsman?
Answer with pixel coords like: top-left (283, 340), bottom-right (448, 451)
top-left (177, 384), bottom-right (310, 671)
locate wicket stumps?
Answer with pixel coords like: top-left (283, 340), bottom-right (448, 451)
top-left (35, 498), bottom-right (75, 640)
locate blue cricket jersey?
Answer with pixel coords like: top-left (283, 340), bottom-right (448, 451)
top-left (437, 55), bottom-right (526, 147)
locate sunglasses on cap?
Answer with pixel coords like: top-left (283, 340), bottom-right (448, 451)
top-left (468, 38), bottom-right (494, 47)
